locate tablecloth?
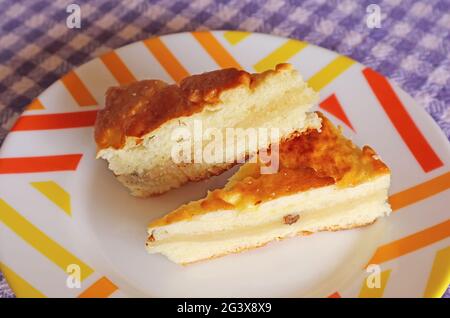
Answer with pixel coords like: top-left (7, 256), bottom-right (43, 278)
top-left (0, 0), bottom-right (449, 298)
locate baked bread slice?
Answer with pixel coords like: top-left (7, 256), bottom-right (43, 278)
top-left (146, 113), bottom-right (391, 264)
top-left (95, 64), bottom-right (320, 197)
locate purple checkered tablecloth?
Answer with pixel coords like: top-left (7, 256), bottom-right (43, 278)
top-left (0, 0), bottom-right (449, 298)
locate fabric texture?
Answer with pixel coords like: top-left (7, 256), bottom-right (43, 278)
top-left (0, 0), bottom-right (449, 298)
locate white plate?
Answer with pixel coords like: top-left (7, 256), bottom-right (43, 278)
top-left (1, 31), bottom-right (449, 298)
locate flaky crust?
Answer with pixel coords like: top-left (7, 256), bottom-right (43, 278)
top-left (95, 63), bottom-right (294, 150)
top-left (149, 113), bottom-right (390, 228)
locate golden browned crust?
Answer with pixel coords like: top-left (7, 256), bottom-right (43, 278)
top-left (178, 218), bottom-right (378, 265)
top-left (95, 63), bottom-right (293, 150)
top-left (276, 112), bottom-right (389, 186)
top-left (149, 113), bottom-right (390, 228)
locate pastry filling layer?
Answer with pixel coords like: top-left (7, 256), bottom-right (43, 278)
top-left (146, 175), bottom-right (390, 264)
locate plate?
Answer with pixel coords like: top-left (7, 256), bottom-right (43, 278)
top-left (0, 31), bottom-right (449, 298)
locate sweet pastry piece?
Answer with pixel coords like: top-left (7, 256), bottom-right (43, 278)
top-left (146, 113), bottom-right (391, 264)
top-left (95, 64), bottom-right (320, 197)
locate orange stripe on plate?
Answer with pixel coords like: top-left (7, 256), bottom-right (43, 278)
top-left (0, 154), bottom-right (82, 174)
top-left (26, 99), bottom-right (45, 110)
top-left (78, 277), bottom-right (118, 298)
top-left (100, 51), bottom-right (137, 85)
top-left (390, 171), bottom-right (450, 211)
top-left (11, 111), bottom-right (97, 131)
top-left (61, 70), bottom-right (97, 106)
top-left (367, 220), bottom-right (450, 266)
top-left (363, 67), bottom-right (443, 172)
top-left (319, 94), bottom-right (354, 131)
top-left (327, 291), bottom-right (341, 298)
top-left (192, 31), bottom-right (242, 69)
top-left (143, 37), bottom-right (190, 82)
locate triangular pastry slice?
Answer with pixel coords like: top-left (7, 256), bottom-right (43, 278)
top-left (95, 64), bottom-right (320, 197)
top-left (146, 113), bottom-right (391, 264)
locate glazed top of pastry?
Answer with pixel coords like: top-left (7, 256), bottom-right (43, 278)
top-left (149, 113), bottom-right (390, 227)
top-left (94, 63), bottom-right (293, 150)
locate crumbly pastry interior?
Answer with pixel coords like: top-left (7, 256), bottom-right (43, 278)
top-left (146, 113), bottom-right (391, 264)
top-left (95, 64), bottom-right (321, 197)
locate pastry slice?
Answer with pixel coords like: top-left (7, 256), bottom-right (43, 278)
top-left (95, 64), bottom-right (320, 197)
top-left (146, 113), bottom-right (391, 264)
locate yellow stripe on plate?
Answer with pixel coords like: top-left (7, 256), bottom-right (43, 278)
top-left (0, 262), bottom-right (46, 298)
top-left (307, 55), bottom-right (355, 91)
top-left (253, 39), bottom-right (308, 72)
top-left (358, 269), bottom-right (392, 298)
top-left (0, 199), bottom-right (93, 281)
top-left (31, 181), bottom-right (71, 216)
top-left (423, 246), bottom-right (450, 298)
top-left (223, 31), bottom-right (250, 45)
